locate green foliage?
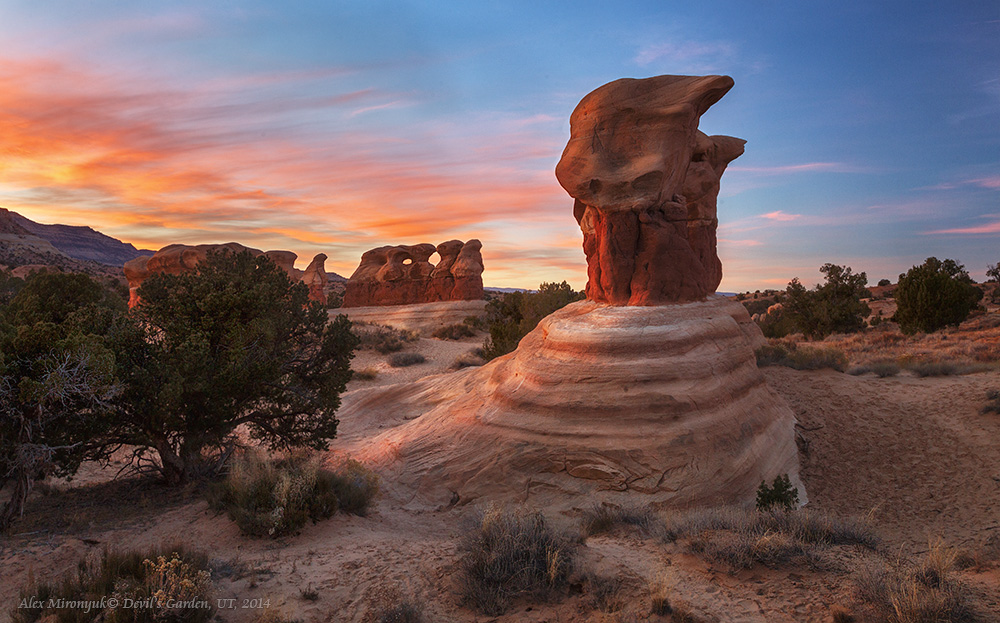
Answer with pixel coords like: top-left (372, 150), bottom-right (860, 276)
top-left (481, 282), bottom-right (583, 360)
top-left (11, 546), bottom-right (212, 623)
top-left (783, 264), bottom-right (871, 339)
top-left (0, 272), bottom-right (123, 530)
top-left (987, 263), bottom-right (1000, 284)
top-left (0, 268), bottom-right (25, 306)
top-left (755, 474), bottom-right (800, 512)
top-left (208, 452), bottom-right (379, 537)
top-left (110, 250), bottom-right (359, 484)
top-left (893, 257), bottom-right (983, 335)
top-left (877, 278), bottom-right (892, 287)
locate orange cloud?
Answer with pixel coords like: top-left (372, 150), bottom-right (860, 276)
top-left (0, 57), bottom-right (582, 286)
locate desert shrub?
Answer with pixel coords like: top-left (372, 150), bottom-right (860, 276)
top-left (353, 367), bottom-right (379, 381)
top-left (579, 504), bottom-right (661, 538)
top-left (11, 546), bottom-right (212, 623)
top-left (847, 361), bottom-right (900, 377)
top-left (783, 264), bottom-right (871, 339)
top-left (755, 474), bottom-right (800, 512)
top-left (854, 541), bottom-right (976, 623)
top-left (894, 257), bottom-right (983, 335)
top-left (431, 323), bottom-right (475, 340)
top-left (755, 343), bottom-right (847, 372)
top-left (109, 250), bottom-right (358, 485)
top-left (364, 584), bottom-right (422, 623)
top-left (878, 278), bottom-right (892, 287)
top-left (981, 390), bottom-right (1000, 415)
top-left (481, 281), bottom-right (583, 360)
top-left (354, 323), bottom-right (417, 354)
top-left (326, 457), bottom-right (380, 516)
top-left (208, 452), bottom-right (378, 537)
top-left (458, 505), bottom-right (574, 615)
top-left (450, 351), bottom-right (485, 370)
top-left (208, 451), bottom-right (338, 537)
top-left (648, 576), bottom-right (673, 616)
top-left (903, 360), bottom-right (984, 377)
top-left (326, 290), bottom-right (343, 309)
top-left (662, 507), bottom-right (879, 571)
top-left (388, 352), bottom-right (425, 367)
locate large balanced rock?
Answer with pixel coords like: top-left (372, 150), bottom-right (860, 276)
top-left (124, 243), bottom-right (327, 307)
top-left (332, 75), bottom-right (804, 511)
top-left (342, 239), bottom-right (484, 307)
top-left (555, 75), bottom-right (745, 304)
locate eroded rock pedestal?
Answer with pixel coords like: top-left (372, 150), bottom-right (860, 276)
top-left (336, 74), bottom-right (804, 510)
top-left (556, 75), bottom-right (745, 305)
top-left (342, 239), bottom-right (484, 307)
top-left (338, 297), bottom-right (804, 509)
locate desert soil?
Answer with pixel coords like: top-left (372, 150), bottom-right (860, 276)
top-left (2, 331), bottom-right (1000, 622)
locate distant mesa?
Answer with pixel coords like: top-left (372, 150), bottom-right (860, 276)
top-left (555, 75), bottom-right (745, 305)
top-left (0, 207), bottom-right (153, 267)
top-left (124, 243), bottom-right (331, 308)
top-left (342, 239), bottom-right (484, 307)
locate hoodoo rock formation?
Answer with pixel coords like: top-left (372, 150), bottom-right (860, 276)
top-left (342, 239), bottom-right (484, 307)
top-left (555, 75), bottom-right (745, 305)
top-left (124, 243), bottom-right (330, 307)
top-left (336, 75), bottom-right (804, 510)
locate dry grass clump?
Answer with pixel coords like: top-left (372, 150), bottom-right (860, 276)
top-left (363, 583), bottom-right (423, 623)
top-left (208, 451), bottom-right (379, 537)
top-left (854, 540), bottom-right (977, 623)
top-left (458, 505), bottom-right (574, 616)
top-left (847, 360), bottom-right (901, 377)
top-left (354, 323), bottom-right (418, 354)
top-left (586, 575), bottom-right (624, 613)
top-left (905, 360), bottom-right (989, 377)
top-left (431, 323), bottom-right (475, 340)
top-left (353, 366), bottom-right (379, 381)
top-left (12, 546), bottom-right (213, 623)
top-left (755, 343), bottom-right (848, 372)
top-left (579, 504), bottom-right (662, 539)
top-left (450, 350), bottom-right (485, 370)
top-left (387, 352), bottom-right (426, 367)
top-left (662, 507), bottom-right (879, 571)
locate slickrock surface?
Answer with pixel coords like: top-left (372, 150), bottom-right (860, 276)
top-left (335, 299), bottom-right (486, 335)
top-left (336, 296), bottom-right (803, 509)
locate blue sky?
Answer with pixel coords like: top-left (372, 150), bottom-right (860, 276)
top-left (0, 0), bottom-right (997, 290)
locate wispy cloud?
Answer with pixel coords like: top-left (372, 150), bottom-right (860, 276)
top-left (759, 211), bottom-right (801, 222)
top-left (633, 40), bottom-right (737, 72)
top-left (728, 162), bottom-right (866, 175)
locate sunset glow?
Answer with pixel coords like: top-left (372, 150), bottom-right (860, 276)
top-left (1, 1), bottom-right (998, 290)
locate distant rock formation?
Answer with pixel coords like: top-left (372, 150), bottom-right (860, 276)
top-left (124, 243), bottom-right (329, 307)
top-left (302, 253), bottom-right (329, 304)
top-left (342, 239), bottom-right (484, 307)
top-left (555, 75), bottom-right (745, 304)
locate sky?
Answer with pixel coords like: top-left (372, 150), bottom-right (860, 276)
top-left (0, 1), bottom-right (997, 291)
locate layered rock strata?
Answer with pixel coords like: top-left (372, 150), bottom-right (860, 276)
top-left (338, 297), bottom-right (804, 509)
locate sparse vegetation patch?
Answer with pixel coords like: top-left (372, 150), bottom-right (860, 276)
top-left (208, 451), bottom-right (379, 537)
top-left (12, 546), bottom-right (213, 623)
top-left (458, 505), bottom-right (574, 615)
top-left (388, 352), bottom-right (426, 367)
top-left (755, 342), bottom-right (848, 372)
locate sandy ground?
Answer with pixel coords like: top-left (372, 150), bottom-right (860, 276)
top-left (3, 330), bottom-right (1000, 621)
